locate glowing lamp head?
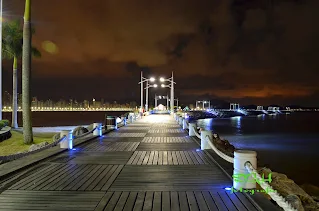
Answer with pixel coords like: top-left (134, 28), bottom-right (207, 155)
top-left (149, 77), bottom-right (155, 82)
top-left (153, 84), bottom-right (158, 87)
top-left (160, 77), bottom-right (165, 82)
top-left (161, 84), bottom-right (165, 88)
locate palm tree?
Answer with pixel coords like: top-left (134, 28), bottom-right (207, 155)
top-left (2, 20), bottom-right (40, 129)
top-left (22, 0), bottom-right (33, 144)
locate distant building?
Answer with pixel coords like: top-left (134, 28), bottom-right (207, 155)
top-left (32, 97), bottom-right (38, 108)
top-left (83, 100), bottom-right (89, 108)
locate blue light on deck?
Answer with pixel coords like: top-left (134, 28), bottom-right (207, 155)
top-left (69, 140), bottom-right (73, 150)
top-left (225, 187), bottom-right (232, 191)
top-left (72, 148), bottom-right (77, 151)
top-left (196, 149), bottom-right (201, 151)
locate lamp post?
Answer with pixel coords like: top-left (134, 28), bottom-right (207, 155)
top-left (0, 0), bottom-right (3, 119)
top-left (144, 83), bottom-right (157, 111)
top-left (138, 71), bottom-right (155, 112)
top-left (160, 72), bottom-right (176, 114)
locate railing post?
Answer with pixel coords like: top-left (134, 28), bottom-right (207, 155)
top-left (60, 130), bottom-right (73, 149)
top-left (123, 118), bottom-right (127, 126)
top-left (178, 116), bottom-right (183, 126)
top-left (182, 118), bottom-right (187, 130)
top-left (93, 123), bottom-right (102, 136)
top-left (200, 129), bottom-right (211, 150)
top-left (233, 150), bottom-right (257, 190)
top-left (128, 113), bottom-right (134, 123)
top-left (188, 123), bottom-right (196, 136)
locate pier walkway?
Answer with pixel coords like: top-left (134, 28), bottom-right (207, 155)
top-left (0, 114), bottom-right (277, 211)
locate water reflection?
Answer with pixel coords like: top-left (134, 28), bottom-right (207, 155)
top-left (193, 113), bottom-right (319, 186)
top-left (230, 116), bottom-right (242, 135)
top-left (197, 118), bottom-right (212, 131)
top-left (257, 114), bottom-right (266, 121)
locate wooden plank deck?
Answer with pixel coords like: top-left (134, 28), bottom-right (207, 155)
top-left (0, 114), bottom-right (279, 211)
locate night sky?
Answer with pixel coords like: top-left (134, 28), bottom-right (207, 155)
top-left (3, 0), bottom-right (319, 106)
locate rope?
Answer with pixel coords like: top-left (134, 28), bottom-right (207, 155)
top-left (191, 124), bottom-right (201, 139)
top-left (73, 126), bottom-right (97, 139)
top-left (55, 135), bottom-right (66, 145)
top-left (245, 162), bottom-right (297, 211)
top-left (205, 135), bottom-right (234, 163)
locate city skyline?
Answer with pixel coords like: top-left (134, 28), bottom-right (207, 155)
top-left (2, 90), bottom-right (318, 110)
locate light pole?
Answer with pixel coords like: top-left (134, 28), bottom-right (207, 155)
top-left (196, 100), bottom-right (210, 110)
top-left (160, 72), bottom-right (176, 114)
top-left (138, 71), bottom-right (155, 112)
top-left (0, 0), bottom-right (3, 119)
top-left (144, 82), bottom-right (157, 111)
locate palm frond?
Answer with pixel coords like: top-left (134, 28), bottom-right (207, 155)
top-left (2, 19), bottom-right (23, 59)
top-left (31, 47), bottom-right (41, 58)
top-left (2, 49), bottom-right (14, 60)
top-left (2, 19), bottom-right (41, 60)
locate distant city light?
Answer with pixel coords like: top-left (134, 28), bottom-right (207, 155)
top-left (153, 84), bottom-right (158, 87)
top-left (161, 84), bottom-right (165, 87)
top-left (160, 77), bottom-right (165, 82)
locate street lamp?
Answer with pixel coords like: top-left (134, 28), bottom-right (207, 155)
top-left (138, 71), bottom-right (156, 112)
top-left (150, 77), bottom-right (155, 82)
top-left (159, 72), bottom-right (176, 114)
top-left (144, 83), bottom-right (157, 111)
top-left (196, 100), bottom-right (211, 110)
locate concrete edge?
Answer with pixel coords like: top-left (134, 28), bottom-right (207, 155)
top-left (0, 127), bottom-right (11, 141)
top-left (181, 122), bottom-right (282, 211)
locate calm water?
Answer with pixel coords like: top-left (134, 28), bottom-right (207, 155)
top-left (196, 113), bottom-right (319, 186)
top-left (2, 111), bottom-right (128, 127)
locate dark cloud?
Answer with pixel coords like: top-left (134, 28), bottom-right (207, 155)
top-left (2, 0), bottom-right (319, 106)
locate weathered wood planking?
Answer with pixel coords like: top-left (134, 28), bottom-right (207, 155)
top-left (109, 165), bottom-right (232, 191)
top-left (145, 133), bottom-right (187, 137)
top-left (61, 152), bottom-right (134, 165)
top-left (99, 137), bottom-right (144, 142)
top-left (118, 127), bottom-right (150, 130)
top-left (137, 143), bottom-right (199, 151)
top-left (127, 151), bottom-right (213, 165)
top-left (106, 133), bottom-right (147, 137)
top-left (142, 137), bottom-right (193, 143)
top-left (94, 191), bottom-right (259, 211)
top-left (80, 142), bottom-right (140, 151)
top-left (8, 164), bottom-right (124, 191)
top-left (147, 129), bottom-right (185, 133)
top-left (0, 190), bottom-right (104, 211)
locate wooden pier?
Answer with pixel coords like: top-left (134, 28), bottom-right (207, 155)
top-left (0, 114), bottom-right (280, 211)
